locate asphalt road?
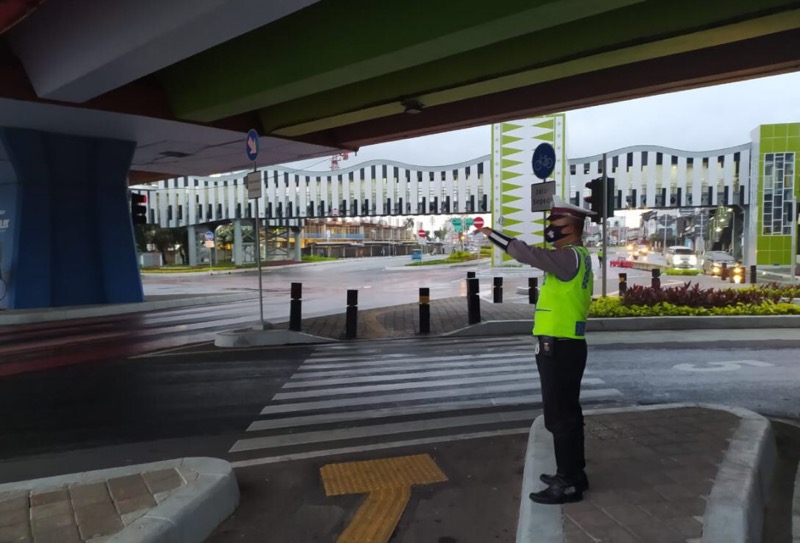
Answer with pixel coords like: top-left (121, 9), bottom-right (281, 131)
top-left (1, 332), bottom-right (798, 541)
top-left (2, 334), bottom-right (798, 475)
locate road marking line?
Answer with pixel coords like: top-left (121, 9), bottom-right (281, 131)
top-left (320, 454), bottom-right (447, 543)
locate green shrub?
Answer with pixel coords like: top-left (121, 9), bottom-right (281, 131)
top-left (619, 283), bottom-right (797, 308)
top-left (590, 296), bottom-right (800, 317)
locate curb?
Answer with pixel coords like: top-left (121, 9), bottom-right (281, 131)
top-left (515, 403), bottom-right (775, 543)
top-left (215, 327), bottom-right (335, 347)
top-left (516, 415), bottom-right (562, 543)
top-left (702, 405), bottom-right (776, 543)
top-left (442, 315), bottom-right (800, 337)
top-left (0, 457), bottom-right (239, 543)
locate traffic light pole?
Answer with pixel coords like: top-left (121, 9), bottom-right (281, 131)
top-left (601, 153), bottom-right (608, 298)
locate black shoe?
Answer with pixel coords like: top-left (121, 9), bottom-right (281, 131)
top-left (529, 476), bottom-right (583, 505)
top-left (539, 471), bottom-right (589, 491)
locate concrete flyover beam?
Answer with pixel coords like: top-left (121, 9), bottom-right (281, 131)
top-left (7, 0), bottom-right (319, 103)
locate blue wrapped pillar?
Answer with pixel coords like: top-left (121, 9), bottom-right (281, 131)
top-left (0, 127), bottom-right (142, 309)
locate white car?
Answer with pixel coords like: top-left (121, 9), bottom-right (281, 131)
top-left (665, 246), bottom-right (697, 269)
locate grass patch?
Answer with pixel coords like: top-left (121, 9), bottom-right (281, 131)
top-left (141, 263), bottom-right (256, 273)
top-left (405, 250), bottom-right (483, 266)
top-left (302, 255), bottom-right (339, 262)
top-left (664, 268), bottom-right (700, 276)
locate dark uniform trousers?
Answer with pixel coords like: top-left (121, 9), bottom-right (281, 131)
top-left (535, 337), bottom-right (587, 480)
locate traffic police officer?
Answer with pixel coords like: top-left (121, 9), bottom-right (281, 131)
top-left (478, 195), bottom-right (594, 504)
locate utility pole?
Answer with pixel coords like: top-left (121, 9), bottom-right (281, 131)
top-left (601, 153), bottom-right (608, 297)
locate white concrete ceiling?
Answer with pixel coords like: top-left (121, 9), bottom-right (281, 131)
top-left (0, 98), bottom-right (339, 176)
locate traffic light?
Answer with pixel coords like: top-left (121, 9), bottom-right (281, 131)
top-left (130, 193), bottom-right (147, 225)
top-left (584, 177), bottom-right (615, 224)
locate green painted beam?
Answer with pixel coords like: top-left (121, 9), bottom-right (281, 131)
top-left (257, 0), bottom-right (800, 135)
top-left (161, 0), bottom-right (636, 122)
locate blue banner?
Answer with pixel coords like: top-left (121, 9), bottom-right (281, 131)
top-left (0, 182), bottom-right (16, 309)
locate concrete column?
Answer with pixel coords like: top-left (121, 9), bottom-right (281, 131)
top-left (187, 225), bottom-right (198, 266)
top-left (294, 228), bottom-right (303, 261)
top-left (233, 219), bottom-right (243, 265)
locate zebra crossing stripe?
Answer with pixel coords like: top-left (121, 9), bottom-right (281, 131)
top-left (302, 351), bottom-right (529, 367)
top-left (230, 428), bottom-right (531, 468)
top-left (273, 376), bottom-right (606, 401)
top-left (260, 382), bottom-right (535, 414)
top-left (290, 359), bottom-right (534, 379)
top-left (260, 379), bottom-right (607, 415)
top-left (230, 409), bottom-right (539, 452)
top-left (246, 389), bottom-right (622, 432)
top-left (283, 363), bottom-right (534, 388)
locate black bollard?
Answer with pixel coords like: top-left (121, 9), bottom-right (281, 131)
top-left (493, 277), bottom-right (503, 303)
top-left (720, 262), bottom-right (728, 281)
top-left (651, 268), bottom-right (661, 290)
top-left (289, 282), bottom-right (302, 331)
top-left (345, 289), bottom-right (358, 339)
top-left (467, 271), bottom-right (476, 279)
top-left (750, 264), bottom-right (757, 284)
top-left (528, 277), bottom-right (539, 304)
top-left (419, 287), bottom-right (430, 334)
top-left (467, 277), bottom-right (481, 325)
top-left (619, 273), bottom-right (627, 295)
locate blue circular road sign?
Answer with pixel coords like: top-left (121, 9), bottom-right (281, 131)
top-left (532, 143), bottom-right (556, 180)
top-left (204, 231), bottom-right (214, 241)
top-left (245, 129), bottom-right (260, 162)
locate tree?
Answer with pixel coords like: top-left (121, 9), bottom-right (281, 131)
top-left (433, 222), bottom-right (452, 241)
top-left (403, 217), bottom-right (415, 230)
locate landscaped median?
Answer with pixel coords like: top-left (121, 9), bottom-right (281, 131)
top-left (590, 283), bottom-right (800, 317)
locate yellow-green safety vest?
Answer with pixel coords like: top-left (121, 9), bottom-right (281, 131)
top-left (533, 245), bottom-right (593, 339)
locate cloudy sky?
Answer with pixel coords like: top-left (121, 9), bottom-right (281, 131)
top-left (286, 71), bottom-right (800, 171)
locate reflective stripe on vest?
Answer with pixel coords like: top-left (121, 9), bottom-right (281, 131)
top-left (532, 246), bottom-right (593, 339)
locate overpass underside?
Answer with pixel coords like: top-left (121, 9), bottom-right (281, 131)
top-left (2, 0), bottom-right (800, 308)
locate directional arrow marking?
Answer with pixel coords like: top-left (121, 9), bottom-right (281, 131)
top-left (247, 136), bottom-right (257, 155)
top-left (672, 360), bottom-right (774, 372)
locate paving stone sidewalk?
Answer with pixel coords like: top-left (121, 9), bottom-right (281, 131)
top-left (277, 296), bottom-right (534, 339)
top-left (0, 467), bottom-right (193, 543)
top-left (560, 407), bottom-right (739, 543)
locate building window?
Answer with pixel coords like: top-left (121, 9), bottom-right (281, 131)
top-left (762, 152), bottom-right (795, 236)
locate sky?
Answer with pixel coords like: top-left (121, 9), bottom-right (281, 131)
top-left (285, 71), bottom-right (800, 171)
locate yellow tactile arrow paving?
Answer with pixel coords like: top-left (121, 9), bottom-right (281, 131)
top-left (320, 454), bottom-right (448, 543)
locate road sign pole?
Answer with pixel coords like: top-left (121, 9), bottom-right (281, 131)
top-left (254, 165), bottom-right (265, 330)
top-left (245, 128), bottom-right (267, 330)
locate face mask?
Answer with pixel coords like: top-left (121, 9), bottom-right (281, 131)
top-left (544, 224), bottom-right (570, 244)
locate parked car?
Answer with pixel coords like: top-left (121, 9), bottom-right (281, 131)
top-left (701, 251), bottom-right (736, 275)
top-left (665, 246), bottom-right (697, 269)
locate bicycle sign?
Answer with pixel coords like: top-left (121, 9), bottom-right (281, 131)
top-left (532, 143), bottom-right (556, 180)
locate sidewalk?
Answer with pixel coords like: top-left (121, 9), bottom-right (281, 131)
top-left (1, 295), bottom-right (798, 542)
